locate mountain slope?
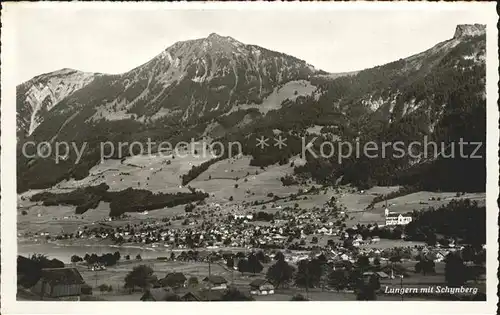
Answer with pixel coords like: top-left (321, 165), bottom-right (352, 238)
top-left (16, 33), bottom-right (322, 191)
top-left (214, 24), bottom-right (485, 191)
top-left (16, 68), bottom-right (99, 139)
top-left (16, 25), bottom-right (486, 193)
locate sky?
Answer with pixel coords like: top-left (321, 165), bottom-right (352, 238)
top-left (10, 3), bottom-right (490, 84)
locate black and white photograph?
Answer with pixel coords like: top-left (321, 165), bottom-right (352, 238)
top-left (1, 2), bottom-right (498, 314)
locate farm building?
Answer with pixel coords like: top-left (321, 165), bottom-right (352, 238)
top-left (362, 271), bottom-right (389, 279)
top-left (202, 275), bottom-right (228, 290)
top-left (141, 287), bottom-right (179, 301)
top-left (249, 279), bottom-right (275, 295)
top-left (31, 268), bottom-right (85, 300)
top-left (181, 289), bottom-right (226, 301)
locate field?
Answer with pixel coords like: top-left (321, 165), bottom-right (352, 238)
top-left (72, 256), bottom-right (484, 302)
top-left (17, 152), bottom-right (486, 247)
top-left (17, 151), bottom-right (487, 301)
top-left (18, 150), bottom-right (485, 225)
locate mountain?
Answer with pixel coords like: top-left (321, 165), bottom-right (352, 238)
top-left (16, 68), bottom-right (99, 139)
top-left (17, 33), bottom-right (319, 138)
top-left (286, 24), bottom-right (486, 191)
top-left (16, 25), bottom-right (486, 193)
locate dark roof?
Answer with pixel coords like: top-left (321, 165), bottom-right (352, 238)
top-left (182, 289), bottom-right (226, 301)
top-left (249, 279), bottom-right (272, 287)
top-left (331, 260), bottom-right (353, 268)
top-left (141, 288), bottom-right (178, 301)
top-left (40, 268), bottom-right (85, 285)
top-left (202, 275), bottom-right (227, 284)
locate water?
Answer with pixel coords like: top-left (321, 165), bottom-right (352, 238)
top-left (18, 242), bottom-right (169, 263)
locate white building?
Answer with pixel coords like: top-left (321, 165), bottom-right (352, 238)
top-left (385, 214), bottom-right (413, 226)
top-left (384, 208), bottom-right (412, 226)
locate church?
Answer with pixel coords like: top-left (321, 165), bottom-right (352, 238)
top-left (384, 208), bottom-right (413, 226)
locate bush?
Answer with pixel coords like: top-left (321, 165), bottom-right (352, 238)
top-left (185, 203), bottom-right (196, 213)
top-left (98, 284), bottom-right (111, 292)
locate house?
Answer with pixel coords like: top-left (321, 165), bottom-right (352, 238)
top-left (159, 272), bottom-right (187, 288)
top-left (31, 268), bottom-right (85, 300)
top-left (249, 279), bottom-right (275, 295)
top-left (317, 227), bottom-right (329, 234)
top-left (202, 275), bottom-right (228, 290)
top-left (331, 260), bottom-right (353, 270)
top-left (433, 251), bottom-right (448, 262)
top-left (141, 287), bottom-right (179, 301)
top-left (181, 289), bottom-right (226, 301)
top-left (363, 271), bottom-right (389, 279)
top-left (340, 253), bottom-right (350, 261)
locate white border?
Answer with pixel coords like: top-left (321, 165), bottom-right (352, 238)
top-left (1, 2), bottom-right (498, 315)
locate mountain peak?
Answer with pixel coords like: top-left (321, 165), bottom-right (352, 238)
top-left (208, 32), bottom-right (223, 39)
top-left (453, 24), bottom-right (485, 39)
top-left (206, 32), bottom-right (240, 45)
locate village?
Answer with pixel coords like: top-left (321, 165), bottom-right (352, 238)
top-left (17, 186), bottom-right (487, 302)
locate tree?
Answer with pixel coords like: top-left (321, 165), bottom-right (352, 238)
top-left (445, 253), bottom-right (466, 286)
top-left (295, 259), bottom-right (322, 288)
top-left (222, 287), bottom-right (254, 301)
top-left (113, 251), bottom-right (121, 262)
top-left (311, 236), bottom-right (318, 244)
top-left (356, 255), bottom-right (370, 270)
top-left (170, 252), bottom-right (176, 261)
top-left (256, 251), bottom-right (269, 263)
top-left (247, 253), bottom-right (264, 274)
top-left (237, 259), bottom-right (249, 273)
top-left (415, 258), bottom-right (435, 275)
top-left (373, 257), bottom-right (381, 266)
top-left (274, 251), bottom-right (285, 262)
top-left (229, 196), bottom-right (234, 201)
top-left (328, 269), bottom-right (348, 291)
top-left (71, 255), bottom-right (83, 263)
top-left (461, 245), bottom-right (475, 263)
top-left (266, 259), bottom-right (295, 288)
top-left (89, 253), bottom-right (98, 265)
top-left (84, 253), bottom-right (90, 263)
top-left (124, 265), bottom-right (155, 292)
top-left (125, 255), bottom-right (131, 260)
top-left (136, 254), bottom-right (142, 260)
top-left (355, 274), bottom-right (379, 300)
top-left (30, 254), bottom-right (64, 269)
top-left (425, 232), bottom-right (437, 246)
top-left (226, 257), bottom-right (234, 269)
